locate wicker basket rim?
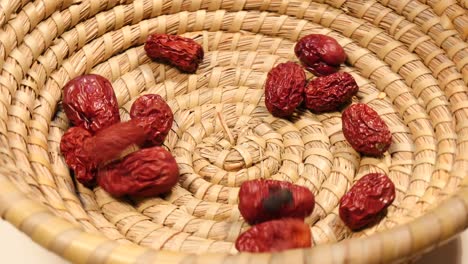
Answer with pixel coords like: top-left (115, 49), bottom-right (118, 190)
top-left (1, 165), bottom-right (467, 263)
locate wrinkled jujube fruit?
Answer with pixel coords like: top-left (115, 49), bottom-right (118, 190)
top-left (144, 34), bottom-right (204, 73)
top-left (63, 74), bottom-right (120, 134)
top-left (342, 103), bottom-right (392, 156)
top-left (295, 34), bottom-right (346, 76)
top-left (61, 120), bottom-right (148, 186)
top-left (97, 147), bottom-right (179, 197)
top-left (238, 179), bottom-right (315, 225)
top-left (60, 127), bottom-right (96, 187)
top-left (339, 173), bottom-right (395, 230)
top-left (304, 72), bottom-right (359, 113)
top-left (84, 119), bottom-right (147, 164)
top-left (235, 218), bottom-right (312, 253)
top-left (265, 62), bottom-right (306, 117)
top-left (130, 94), bottom-right (173, 147)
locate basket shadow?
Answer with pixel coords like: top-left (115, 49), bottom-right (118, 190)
top-left (412, 236), bottom-right (462, 264)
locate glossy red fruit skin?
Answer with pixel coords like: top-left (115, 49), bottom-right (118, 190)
top-left (97, 147), bottom-right (179, 197)
top-left (144, 34), bottom-right (204, 73)
top-left (264, 62), bottom-right (306, 117)
top-left (304, 72), bottom-right (359, 113)
top-left (342, 103), bottom-right (392, 156)
top-left (238, 179), bottom-right (315, 225)
top-left (130, 94), bottom-right (173, 147)
top-left (295, 34), bottom-right (346, 76)
top-left (60, 127), bottom-right (96, 187)
top-left (339, 173), bottom-right (395, 230)
top-left (235, 218), bottom-right (312, 253)
top-left (63, 74), bottom-right (120, 134)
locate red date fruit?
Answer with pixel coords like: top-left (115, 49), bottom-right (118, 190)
top-left (60, 127), bottom-right (96, 187)
top-left (305, 72), bottom-right (359, 113)
top-left (235, 218), bottom-right (312, 253)
top-left (339, 173), bottom-right (395, 230)
top-left (97, 147), bottom-right (179, 197)
top-left (295, 34), bottom-right (346, 76)
top-left (144, 34), bottom-right (204, 73)
top-left (130, 94), bottom-right (173, 147)
top-left (84, 119), bottom-right (147, 164)
top-left (63, 74), bottom-right (120, 134)
top-left (265, 62), bottom-right (306, 117)
top-left (342, 103), bottom-right (392, 156)
top-left (238, 179), bottom-right (314, 225)
top-left (61, 120), bottom-right (148, 186)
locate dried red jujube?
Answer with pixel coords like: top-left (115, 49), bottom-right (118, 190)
top-left (342, 103), bottom-right (392, 156)
top-left (144, 34), bottom-right (204, 73)
top-left (61, 120), bottom-right (147, 187)
top-left (264, 62), bottom-right (306, 117)
top-left (130, 94), bottom-right (173, 147)
top-left (304, 72), bottom-right (359, 113)
top-left (339, 173), bottom-right (395, 230)
top-left (60, 127), bottom-right (96, 187)
top-left (63, 74), bottom-right (120, 134)
top-left (238, 179), bottom-right (315, 225)
top-left (84, 119), bottom-right (147, 164)
top-left (97, 147), bottom-right (179, 197)
top-left (295, 34), bottom-right (346, 76)
top-left (235, 218), bottom-right (312, 253)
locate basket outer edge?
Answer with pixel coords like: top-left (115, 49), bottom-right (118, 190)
top-left (1, 167), bottom-right (468, 264)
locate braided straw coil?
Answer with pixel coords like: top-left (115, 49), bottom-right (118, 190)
top-left (0, 0), bottom-right (467, 263)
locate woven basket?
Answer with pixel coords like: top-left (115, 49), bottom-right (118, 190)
top-left (0, 0), bottom-right (467, 263)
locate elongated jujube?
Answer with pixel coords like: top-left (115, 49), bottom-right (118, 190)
top-left (238, 179), bottom-right (314, 225)
top-left (235, 218), bottom-right (312, 252)
top-left (97, 147), bottom-right (179, 197)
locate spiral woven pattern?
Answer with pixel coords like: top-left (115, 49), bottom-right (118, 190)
top-left (0, 0), bottom-right (467, 263)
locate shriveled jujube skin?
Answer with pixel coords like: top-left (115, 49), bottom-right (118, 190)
top-left (60, 127), bottom-right (96, 187)
top-left (295, 34), bottom-right (347, 76)
top-left (304, 72), bottom-right (359, 113)
top-left (339, 173), bottom-right (396, 230)
top-left (130, 94), bottom-right (173, 147)
top-left (264, 62), bottom-right (306, 117)
top-left (63, 74), bottom-right (120, 134)
top-left (60, 120), bottom-right (147, 187)
top-left (144, 34), bottom-right (204, 73)
top-left (97, 147), bottom-right (179, 197)
top-left (342, 103), bottom-right (392, 156)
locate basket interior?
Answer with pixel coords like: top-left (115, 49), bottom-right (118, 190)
top-left (0, 0), bottom-right (467, 261)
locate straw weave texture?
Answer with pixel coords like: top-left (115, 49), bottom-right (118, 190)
top-left (0, 0), bottom-right (467, 263)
